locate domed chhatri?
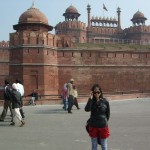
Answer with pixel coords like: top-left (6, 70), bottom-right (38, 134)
top-left (133, 10), bottom-right (145, 19)
top-left (65, 4), bottom-right (78, 14)
top-left (19, 3), bottom-right (48, 25)
top-left (63, 4), bottom-right (80, 21)
top-left (131, 10), bottom-right (147, 26)
top-left (13, 3), bottom-right (53, 31)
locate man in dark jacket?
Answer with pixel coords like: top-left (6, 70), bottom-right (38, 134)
top-left (0, 80), bottom-right (13, 122)
top-left (67, 78), bottom-right (74, 113)
top-left (16, 79), bottom-right (25, 119)
top-left (10, 83), bottom-right (25, 127)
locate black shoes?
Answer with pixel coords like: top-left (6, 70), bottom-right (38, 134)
top-left (68, 111), bottom-right (72, 114)
top-left (10, 122), bottom-right (15, 126)
top-left (19, 121), bottom-right (25, 127)
top-left (9, 121), bottom-right (25, 127)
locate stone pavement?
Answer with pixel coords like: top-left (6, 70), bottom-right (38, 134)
top-left (0, 98), bottom-right (150, 150)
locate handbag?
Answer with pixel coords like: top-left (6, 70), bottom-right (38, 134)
top-left (85, 118), bottom-right (90, 133)
top-left (85, 118), bottom-right (101, 145)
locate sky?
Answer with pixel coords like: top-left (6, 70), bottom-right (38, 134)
top-left (0, 0), bottom-right (150, 41)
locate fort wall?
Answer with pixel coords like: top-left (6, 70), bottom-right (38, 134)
top-left (1, 39), bottom-right (150, 99)
top-left (91, 27), bottom-right (117, 35)
top-left (124, 25), bottom-right (150, 33)
top-left (0, 42), bottom-right (9, 98)
top-left (124, 25), bottom-right (150, 43)
top-left (0, 43), bottom-right (9, 81)
top-left (56, 21), bottom-right (86, 30)
top-left (57, 48), bottom-right (150, 94)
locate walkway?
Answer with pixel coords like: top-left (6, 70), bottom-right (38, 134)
top-left (0, 98), bottom-right (150, 150)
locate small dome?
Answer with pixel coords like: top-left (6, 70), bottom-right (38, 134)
top-left (63, 4), bottom-right (80, 21)
top-left (131, 10), bottom-right (147, 25)
top-left (133, 11), bottom-right (145, 19)
top-left (19, 4), bottom-right (48, 24)
top-left (65, 5), bottom-right (78, 14)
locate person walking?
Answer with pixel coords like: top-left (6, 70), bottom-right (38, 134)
top-left (85, 84), bottom-right (110, 150)
top-left (16, 79), bottom-right (25, 119)
top-left (0, 80), bottom-right (13, 122)
top-left (62, 83), bottom-right (68, 111)
top-left (67, 78), bottom-right (74, 113)
top-left (10, 83), bottom-right (25, 127)
top-left (72, 85), bottom-right (80, 109)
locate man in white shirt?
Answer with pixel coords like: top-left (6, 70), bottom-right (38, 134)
top-left (16, 79), bottom-right (25, 119)
top-left (16, 82), bottom-right (24, 97)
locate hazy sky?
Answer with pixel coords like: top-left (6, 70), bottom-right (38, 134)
top-left (0, 0), bottom-right (149, 41)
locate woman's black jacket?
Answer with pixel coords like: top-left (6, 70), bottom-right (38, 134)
top-left (85, 97), bottom-right (110, 128)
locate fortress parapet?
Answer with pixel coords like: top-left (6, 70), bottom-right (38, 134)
top-left (0, 41), bottom-right (9, 48)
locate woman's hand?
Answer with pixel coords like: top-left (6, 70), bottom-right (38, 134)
top-left (90, 91), bottom-right (93, 99)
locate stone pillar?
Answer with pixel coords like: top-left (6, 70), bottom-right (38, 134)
top-left (117, 7), bottom-right (121, 33)
top-left (87, 4), bottom-right (92, 43)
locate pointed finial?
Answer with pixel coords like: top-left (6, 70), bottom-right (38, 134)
top-left (31, 1), bottom-right (35, 8)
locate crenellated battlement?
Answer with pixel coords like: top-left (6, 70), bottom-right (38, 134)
top-left (57, 48), bottom-right (150, 66)
top-left (55, 21), bottom-right (87, 43)
top-left (9, 31), bottom-right (73, 48)
top-left (10, 32), bottom-right (55, 47)
top-left (0, 41), bottom-right (9, 48)
top-left (91, 26), bottom-right (117, 35)
top-left (8, 47), bottom-right (150, 66)
top-left (124, 25), bottom-right (150, 33)
top-left (56, 21), bottom-right (86, 31)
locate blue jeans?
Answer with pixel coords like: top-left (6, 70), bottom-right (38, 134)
top-left (67, 95), bottom-right (74, 113)
top-left (91, 138), bottom-right (107, 150)
top-left (63, 98), bottom-right (68, 110)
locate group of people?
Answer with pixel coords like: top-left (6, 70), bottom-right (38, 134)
top-left (62, 78), bottom-right (110, 149)
top-left (0, 80), bottom-right (25, 127)
top-left (0, 78), bottom-right (111, 149)
top-left (62, 78), bottom-right (80, 113)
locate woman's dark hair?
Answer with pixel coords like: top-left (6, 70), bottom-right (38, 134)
top-left (91, 84), bottom-right (103, 98)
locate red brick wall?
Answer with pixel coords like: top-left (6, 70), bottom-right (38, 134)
top-left (0, 48), bottom-right (9, 99)
top-left (1, 45), bottom-right (150, 98)
top-left (58, 66), bottom-right (150, 94)
top-left (57, 49), bottom-right (150, 95)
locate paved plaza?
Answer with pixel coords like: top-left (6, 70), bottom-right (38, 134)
top-left (0, 98), bottom-right (150, 150)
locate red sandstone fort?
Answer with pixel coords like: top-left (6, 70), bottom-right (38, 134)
top-left (0, 3), bottom-right (150, 101)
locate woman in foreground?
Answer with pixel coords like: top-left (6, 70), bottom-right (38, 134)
top-left (85, 84), bottom-right (110, 150)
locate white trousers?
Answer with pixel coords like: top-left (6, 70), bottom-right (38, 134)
top-left (12, 108), bottom-right (22, 125)
top-left (31, 97), bottom-right (35, 104)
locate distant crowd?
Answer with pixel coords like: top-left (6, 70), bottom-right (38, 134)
top-left (0, 79), bottom-right (38, 127)
top-left (61, 78), bottom-right (80, 113)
